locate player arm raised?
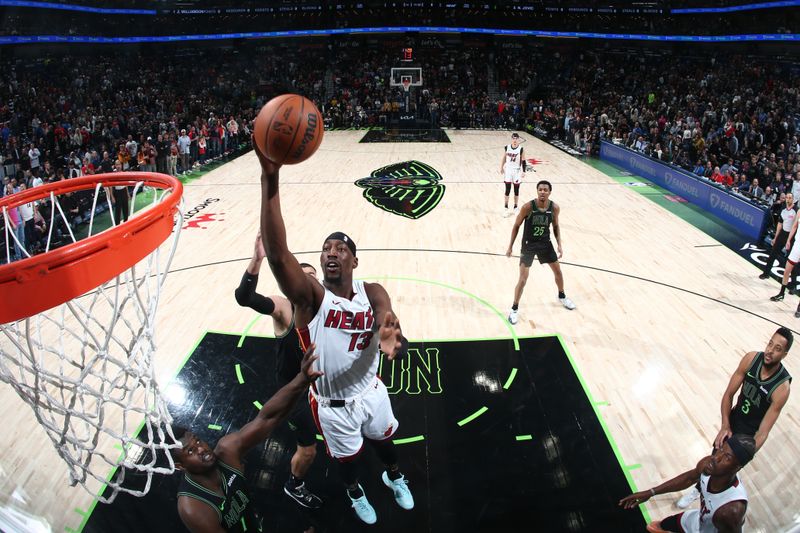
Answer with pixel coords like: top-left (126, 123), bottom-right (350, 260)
top-left (715, 351), bottom-right (756, 450)
top-left (365, 282), bottom-right (407, 361)
top-left (506, 202), bottom-right (533, 257)
top-left (753, 380), bottom-right (790, 451)
top-left (215, 344), bottom-right (323, 468)
top-left (618, 457), bottom-right (708, 509)
top-left (256, 142), bottom-right (323, 315)
top-left (234, 233), bottom-right (293, 332)
top-left (552, 202), bottom-right (563, 258)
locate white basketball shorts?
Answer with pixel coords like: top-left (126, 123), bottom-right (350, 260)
top-left (789, 238), bottom-right (800, 265)
top-left (504, 168), bottom-right (522, 185)
top-left (308, 377), bottom-right (399, 459)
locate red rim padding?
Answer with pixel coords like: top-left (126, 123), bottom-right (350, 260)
top-left (0, 172), bottom-right (183, 324)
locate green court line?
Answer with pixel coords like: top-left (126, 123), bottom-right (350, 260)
top-left (253, 400), bottom-right (263, 410)
top-left (457, 406), bottom-right (488, 427)
top-left (357, 276), bottom-right (519, 351)
top-left (503, 368), bottom-right (518, 389)
top-left (316, 434), bottom-right (324, 441)
top-left (65, 528), bottom-right (78, 533)
top-left (393, 435), bottom-right (425, 445)
top-left (556, 333), bottom-right (651, 523)
top-left (626, 464), bottom-right (642, 471)
top-left (73, 508), bottom-right (87, 516)
top-left (208, 424), bottom-right (223, 431)
top-left (515, 435), bottom-right (533, 441)
top-left (235, 363), bottom-right (245, 385)
top-left (237, 314), bottom-right (262, 348)
top-left (207, 329), bottom-right (275, 339)
top-left (594, 401), bottom-right (609, 406)
top-left (112, 443), bottom-right (123, 450)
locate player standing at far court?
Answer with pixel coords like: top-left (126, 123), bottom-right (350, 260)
top-left (501, 132), bottom-right (524, 217)
top-left (255, 143), bottom-right (413, 526)
top-left (506, 180), bottom-right (576, 325)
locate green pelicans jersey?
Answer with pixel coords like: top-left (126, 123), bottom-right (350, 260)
top-left (178, 460), bottom-right (260, 533)
top-left (730, 351), bottom-right (792, 436)
top-left (522, 200), bottom-right (553, 249)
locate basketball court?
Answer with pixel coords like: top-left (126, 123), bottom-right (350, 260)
top-left (1, 131), bottom-right (798, 532)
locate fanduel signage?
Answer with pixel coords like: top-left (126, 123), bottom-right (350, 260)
top-left (600, 141), bottom-right (767, 239)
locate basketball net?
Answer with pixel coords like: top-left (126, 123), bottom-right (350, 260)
top-left (402, 79), bottom-right (411, 93)
top-left (0, 174), bottom-right (183, 503)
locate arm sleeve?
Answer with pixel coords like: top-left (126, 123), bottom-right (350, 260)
top-left (234, 272), bottom-right (276, 315)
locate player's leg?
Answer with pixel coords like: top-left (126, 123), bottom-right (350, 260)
top-left (509, 258), bottom-right (532, 324)
top-left (504, 181), bottom-right (512, 215)
top-left (645, 511), bottom-right (688, 532)
top-left (545, 251), bottom-right (576, 310)
top-left (513, 180), bottom-right (521, 213)
top-left (284, 401), bottom-right (323, 508)
top-left (771, 260), bottom-right (797, 301)
top-left (361, 380), bottom-right (413, 510)
top-left (309, 394), bottom-right (376, 522)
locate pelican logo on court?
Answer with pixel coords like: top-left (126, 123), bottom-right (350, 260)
top-left (710, 192), bottom-right (721, 208)
top-left (355, 160), bottom-right (445, 219)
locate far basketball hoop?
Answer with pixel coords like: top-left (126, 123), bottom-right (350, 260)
top-left (402, 78), bottom-right (411, 93)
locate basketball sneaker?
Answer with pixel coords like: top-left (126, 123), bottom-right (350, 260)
top-left (382, 471), bottom-right (414, 510)
top-left (676, 486), bottom-right (700, 508)
top-left (770, 293), bottom-right (785, 302)
top-left (513, 206), bottom-right (519, 216)
top-left (559, 296), bottom-right (576, 310)
top-left (508, 308), bottom-right (519, 325)
top-left (795, 306), bottom-right (800, 318)
top-left (758, 272), bottom-right (770, 280)
top-left (504, 208), bottom-right (512, 217)
top-left (348, 485), bottom-right (377, 524)
top-left (284, 482), bottom-right (323, 509)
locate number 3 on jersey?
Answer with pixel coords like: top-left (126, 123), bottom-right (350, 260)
top-left (348, 331), bottom-right (374, 351)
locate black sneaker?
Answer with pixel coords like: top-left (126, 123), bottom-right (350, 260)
top-left (284, 482), bottom-right (323, 509)
top-left (759, 273), bottom-right (770, 280)
top-left (770, 293), bottom-right (785, 302)
top-left (795, 308), bottom-right (800, 318)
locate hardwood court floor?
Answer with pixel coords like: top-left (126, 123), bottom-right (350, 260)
top-left (1, 131), bottom-right (798, 531)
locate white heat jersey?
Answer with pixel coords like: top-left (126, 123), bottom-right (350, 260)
top-left (299, 279), bottom-right (379, 399)
top-left (504, 144), bottom-right (523, 171)
top-left (680, 473), bottom-right (748, 533)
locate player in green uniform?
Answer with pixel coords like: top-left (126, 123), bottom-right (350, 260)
top-left (677, 327), bottom-right (792, 508)
top-left (172, 344), bottom-right (322, 532)
top-left (506, 180), bottom-right (576, 325)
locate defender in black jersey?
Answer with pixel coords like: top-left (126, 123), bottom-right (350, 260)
top-left (172, 344), bottom-right (322, 533)
top-left (234, 233), bottom-right (323, 509)
top-left (505, 180), bottom-right (576, 325)
top-left (676, 327), bottom-right (792, 509)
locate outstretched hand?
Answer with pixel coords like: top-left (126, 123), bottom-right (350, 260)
top-left (252, 135), bottom-right (281, 176)
top-left (618, 490), bottom-right (652, 509)
top-left (379, 311), bottom-right (403, 360)
top-left (300, 343), bottom-right (324, 384)
top-left (254, 231), bottom-right (266, 261)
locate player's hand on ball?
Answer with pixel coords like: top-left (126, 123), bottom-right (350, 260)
top-left (300, 343), bottom-right (323, 383)
top-left (618, 490), bottom-right (651, 509)
top-left (379, 311), bottom-right (403, 360)
top-left (252, 135), bottom-right (280, 176)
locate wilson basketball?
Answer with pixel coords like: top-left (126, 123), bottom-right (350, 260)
top-left (253, 94), bottom-right (324, 165)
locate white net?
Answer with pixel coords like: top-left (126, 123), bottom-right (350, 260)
top-left (0, 176), bottom-right (183, 503)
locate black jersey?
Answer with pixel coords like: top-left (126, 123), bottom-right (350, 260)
top-left (177, 461), bottom-right (260, 533)
top-left (275, 317), bottom-right (303, 385)
top-left (730, 352), bottom-right (792, 436)
top-left (522, 200), bottom-right (554, 248)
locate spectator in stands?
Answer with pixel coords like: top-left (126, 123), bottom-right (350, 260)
top-left (748, 178), bottom-right (764, 199)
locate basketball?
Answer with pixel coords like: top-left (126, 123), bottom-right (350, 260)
top-left (253, 94), bottom-right (324, 165)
